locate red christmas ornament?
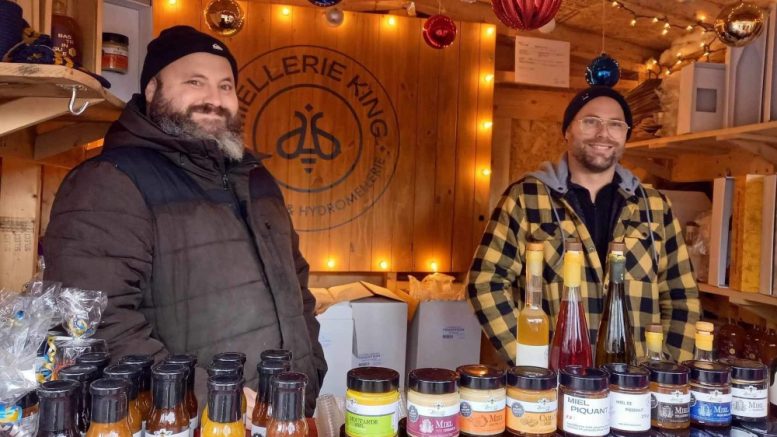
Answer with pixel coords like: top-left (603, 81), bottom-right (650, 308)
top-left (423, 15), bottom-right (457, 49)
top-left (492, 0), bottom-right (561, 30)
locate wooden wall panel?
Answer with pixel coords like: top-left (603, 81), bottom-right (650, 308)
top-left (153, 3), bottom-right (495, 273)
top-left (0, 159), bottom-right (42, 290)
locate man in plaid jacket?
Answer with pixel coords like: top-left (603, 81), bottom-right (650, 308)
top-left (467, 86), bottom-right (701, 366)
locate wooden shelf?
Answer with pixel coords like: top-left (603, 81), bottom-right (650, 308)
top-left (698, 282), bottom-right (777, 306)
top-left (622, 121), bottom-right (777, 181)
top-left (0, 62), bottom-right (124, 161)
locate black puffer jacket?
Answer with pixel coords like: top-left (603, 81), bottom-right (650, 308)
top-left (44, 95), bottom-right (327, 415)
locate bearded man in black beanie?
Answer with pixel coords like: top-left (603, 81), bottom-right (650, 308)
top-left (43, 26), bottom-right (327, 416)
top-left (467, 86), bottom-right (701, 367)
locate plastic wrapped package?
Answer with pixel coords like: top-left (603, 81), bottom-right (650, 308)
top-left (50, 288), bottom-right (108, 378)
top-left (0, 285), bottom-right (60, 435)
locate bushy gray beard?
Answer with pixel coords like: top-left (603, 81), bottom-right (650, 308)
top-left (147, 91), bottom-right (245, 161)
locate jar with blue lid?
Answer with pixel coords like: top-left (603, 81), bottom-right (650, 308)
top-left (683, 361), bottom-right (732, 428)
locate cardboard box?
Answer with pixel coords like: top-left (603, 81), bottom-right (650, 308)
top-left (677, 63), bottom-right (726, 134)
top-left (317, 297), bottom-right (408, 396)
top-left (406, 301), bottom-right (481, 375)
top-left (725, 24), bottom-right (767, 127)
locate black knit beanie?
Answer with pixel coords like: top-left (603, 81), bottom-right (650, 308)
top-left (140, 25), bottom-right (238, 94)
top-left (562, 86), bottom-right (633, 140)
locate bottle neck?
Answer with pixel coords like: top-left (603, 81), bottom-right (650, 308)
top-left (695, 333), bottom-right (715, 361)
top-left (258, 372), bottom-right (280, 404)
top-left (271, 388), bottom-right (304, 422)
top-left (562, 250), bottom-right (582, 291)
top-left (645, 332), bottom-right (664, 361)
top-left (91, 394), bottom-right (128, 425)
top-left (52, 0), bottom-right (68, 15)
top-left (208, 389), bottom-right (241, 424)
top-left (525, 249), bottom-right (543, 308)
top-left (153, 379), bottom-right (184, 410)
top-left (39, 395), bottom-right (77, 433)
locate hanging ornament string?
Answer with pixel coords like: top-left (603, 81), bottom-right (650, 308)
top-left (601, 0), bottom-right (606, 54)
top-left (609, 1), bottom-right (713, 35)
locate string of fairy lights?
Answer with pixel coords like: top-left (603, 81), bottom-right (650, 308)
top-left (608, 1), bottom-right (726, 79)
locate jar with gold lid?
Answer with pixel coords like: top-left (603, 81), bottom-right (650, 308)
top-left (505, 366), bottom-right (556, 437)
top-left (457, 364), bottom-right (505, 437)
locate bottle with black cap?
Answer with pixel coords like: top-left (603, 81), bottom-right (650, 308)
top-left (119, 355), bottom-right (154, 426)
top-left (202, 376), bottom-right (245, 437)
top-left (36, 380), bottom-right (81, 437)
top-left (207, 358), bottom-right (247, 425)
top-left (58, 364), bottom-right (100, 435)
top-left (260, 350), bottom-right (292, 363)
top-left (76, 352), bottom-right (112, 375)
top-left (252, 360), bottom-right (293, 437)
top-left (147, 364), bottom-right (189, 437)
top-left (104, 364), bottom-right (143, 437)
top-left (212, 352), bottom-right (247, 371)
top-left (86, 378), bottom-right (132, 437)
top-left (165, 354), bottom-right (199, 436)
top-left (267, 373), bottom-right (308, 437)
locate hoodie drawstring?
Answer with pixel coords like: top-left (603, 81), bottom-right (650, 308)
top-left (638, 185), bottom-right (659, 265)
top-left (543, 184), bottom-right (567, 268)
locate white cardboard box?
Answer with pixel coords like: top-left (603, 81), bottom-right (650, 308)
top-left (316, 297), bottom-right (407, 396)
top-left (677, 62), bottom-right (726, 134)
top-left (725, 23), bottom-right (767, 127)
top-left (406, 301), bottom-right (481, 375)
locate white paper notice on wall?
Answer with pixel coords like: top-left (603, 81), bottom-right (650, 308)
top-left (514, 35), bottom-right (570, 88)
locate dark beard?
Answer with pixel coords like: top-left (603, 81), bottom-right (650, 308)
top-left (147, 92), bottom-right (245, 161)
top-left (571, 141), bottom-right (621, 173)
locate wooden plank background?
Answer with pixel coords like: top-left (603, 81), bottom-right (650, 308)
top-left (154, 1), bottom-right (495, 273)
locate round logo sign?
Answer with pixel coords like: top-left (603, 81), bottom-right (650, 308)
top-left (238, 45), bottom-right (400, 231)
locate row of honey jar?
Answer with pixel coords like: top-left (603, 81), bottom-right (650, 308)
top-left (342, 358), bottom-right (769, 437)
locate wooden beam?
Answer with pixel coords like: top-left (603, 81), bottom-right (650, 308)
top-left (495, 70), bottom-right (639, 92)
top-left (728, 139), bottom-right (777, 166)
top-left (34, 122), bottom-right (111, 160)
top-left (0, 97), bottom-right (103, 137)
top-left (0, 129), bottom-right (35, 160)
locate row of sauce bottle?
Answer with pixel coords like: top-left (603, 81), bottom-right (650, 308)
top-left (34, 348), bottom-right (309, 437)
top-left (342, 358), bottom-right (769, 437)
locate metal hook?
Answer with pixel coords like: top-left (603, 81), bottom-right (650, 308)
top-left (67, 85), bottom-right (90, 116)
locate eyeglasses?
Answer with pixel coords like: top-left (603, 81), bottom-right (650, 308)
top-left (575, 116), bottom-right (630, 139)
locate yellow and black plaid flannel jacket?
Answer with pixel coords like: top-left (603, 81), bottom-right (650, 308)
top-left (467, 158), bottom-right (701, 365)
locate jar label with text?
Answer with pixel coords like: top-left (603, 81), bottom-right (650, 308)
top-left (506, 395), bottom-right (556, 435)
top-left (732, 386), bottom-right (768, 418)
top-left (610, 391), bottom-right (651, 432)
top-left (251, 424), bottom-right (267, 437)
top-left (406, 401), bottom-right (459, 437)
top-left (561, 395), bottom-right (609, 436)
top-left (133, 432), bottom-right (142, 437)
top-left (651, 390), bottom-right (690, 425)
top-left (459, 399), bottom-right (505, 435)
top-left (346, 400), bottom-right (398, 437)
top-left (690, 389), bottom-right (732, 424)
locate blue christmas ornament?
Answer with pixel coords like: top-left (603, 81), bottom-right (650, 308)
top-left (585, 53), bottom-right (620, 87)
top-left (309, 0), bottom-right (341, 7)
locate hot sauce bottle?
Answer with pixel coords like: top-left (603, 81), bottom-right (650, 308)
top-left (202, 376), bottom-right (245, 437)
top-left (147, 364), bottom-right (190, 437)
top-left (267, 373), bottom-right (308, 437)
top-left (85, 378), bottom-right (132, 437)
top-left (252, 360), bottom-right (292, 437)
